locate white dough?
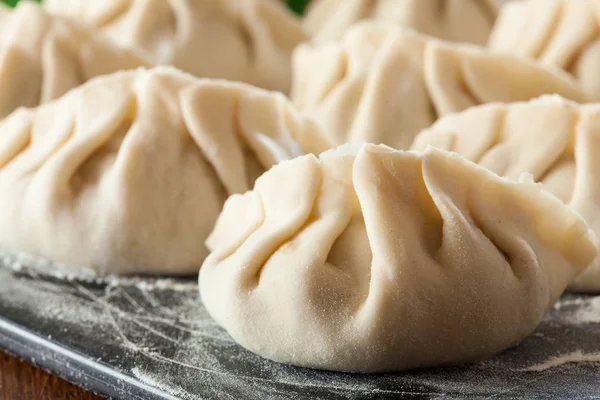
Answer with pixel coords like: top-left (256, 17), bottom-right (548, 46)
top-left (200, 143), bottom-right (596, 372)
top-left (0, 67), bottom-right (330, 275)
top-left (489, 0), bottom-right (600, 100)
top-left (413, 95), bottom-right (600, 292)
top-left (0, 1), bottom-right (148, 119)
top-left (291, 23), bottom-right (589, 150)
top-left (304, 0), bottom-right (502, 44)
top-left (44, 0), bottom-right (306, 93)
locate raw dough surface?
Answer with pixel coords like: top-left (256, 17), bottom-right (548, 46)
top-left (413, 95), bottom-right (600, 292)
top-left (489, 0), bottom-right (600, 100)
top-left (304, 0), bottom-right (502, 44)
top-left (0, 1), bottom-right (147, 119)
top-left (200, 143), bottom-right (596, 372)
top-left (0, 67), bottom-right (329, 274)
top-left (291, 24), bottom-right (588, 150)
top-left (44, 0), bottom-right (306, 93)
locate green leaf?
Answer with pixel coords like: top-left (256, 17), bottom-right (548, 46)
top-left (1, 0), bottom-right (41, 7)
top-left (286, 0), bottom-right (310, 16)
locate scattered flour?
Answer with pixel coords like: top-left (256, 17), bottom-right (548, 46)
top-left (0, 248), bottom-right (98, 281)
top-left (571, 298), bottom-right (600, 324)
top-left (522, 351), bottom-right (600, 372)
top-left (553, 295), bottom-right (600, 324)
top-left (0, 248), bottom-right (197, 292)
top-left (0, 248), bottom-right (599, 398)
top-left (131, 367), bottom-right (190, 400)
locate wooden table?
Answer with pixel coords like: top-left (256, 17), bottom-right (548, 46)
top-left (0, 351), bottom-right (103, 399)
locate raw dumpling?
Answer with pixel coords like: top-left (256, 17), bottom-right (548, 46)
top-left (489, 0), bottom-right (600, 100)
top-left (0, 1), bottom-right (148, 120)
top-left (44, 0), bottom-right (306, 93)
top-left (412, 95), bottom-right (600, 292)
top-left (0, 67), bottom-right (330, 275)
top-left (291, 23), bottom-right (588, 150)
top-left (304, 0), bottom-right (502, 44)
top-left (200, 143), bottom-right (596, 372)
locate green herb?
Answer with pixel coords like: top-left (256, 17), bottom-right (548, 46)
top-left (1, 0), bottom-right (41, 7)
top-left (286, 0), bottom-right (310, 16)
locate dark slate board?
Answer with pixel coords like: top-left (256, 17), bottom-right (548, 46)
top-left (0, 250), bottom-right (599, 399)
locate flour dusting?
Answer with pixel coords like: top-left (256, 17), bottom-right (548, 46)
top-left (0, 249), bottom-right (599, 398)
top-left (564, 297), bottom-right (600, 324)
top-left (131, 367), bottom-right (192, 400)
top-left (522, 351), bottom-right (600, 372)
top-left (0, 248), bottom-right (197, 292)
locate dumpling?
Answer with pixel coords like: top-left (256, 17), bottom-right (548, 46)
top-left (489, 0), bottom-right (600, 100)
top-left (200, 143), bottom-right (596, 372)
top-left (0, 1), bottom-right (148, 120)
top-left (44, 0), bottom-right (306, 93)
top-left (0, 67), bottom-right (330, 275)
top-left (412, 95), bottom-right (600, 292)
top-left (291, 23), bottom-right (589, 150)
top-left (304, 0), bottom-right (502, 44)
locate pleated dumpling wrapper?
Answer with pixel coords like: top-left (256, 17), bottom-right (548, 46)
top-left (304, 0), bottom-right (501, 44)
top-left (0, 67), bottom-right (330, 275)
top-left (44, 0), bottom-right (306, 93)
top-left (291, 23), bottom-right (589, 151)
top-left (200, 143), bottom-right (596, 372)
top-left (489, 0), bottom-right (600, 100)
top-left (413, 95), bottom-right (600, 293)
top-left (0, 1), bottom-right (148, 120)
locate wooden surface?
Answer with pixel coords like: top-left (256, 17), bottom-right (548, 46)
top-left (0, 351), bottom-right (104, 399)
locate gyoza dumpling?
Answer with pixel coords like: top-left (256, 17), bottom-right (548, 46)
top-left (304, 0), bottom-right (502, 44)
top-left (412, 96), bottom-right (600, 292)
top-left (200, 143), bottom-right (596, 372)
top-left (0, 1), bottom-right (148, 120)
top-left (44, 0), bottom-right (306, 93)
top-left (489, 0), bottom-right (600, 100)
top-left (291, 23), bottom-right (588, 150)
top-left (0, 67), bottom-right (330, 275)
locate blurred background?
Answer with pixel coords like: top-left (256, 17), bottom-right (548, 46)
top-left (1, 0), bottom-right (39, 7)
top-left (0, 0), bottom-right (310, 14)
top-left (286, 0), bottom-right (310, 14)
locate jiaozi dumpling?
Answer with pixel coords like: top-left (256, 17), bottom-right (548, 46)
top-left (291, 23), bottom-right (588, 150)
top-left (0, 1), bottom-right (148, 119)
top-left (304, 0), bottom-right (502, 44)
top-left (44, 0), bottom-right (306, 93)
top-left (412, 95), bottom-right (600, 292)
top-left (200, 143), bottom-right (596, 372)
top-left (489, 0), bottom-right (600, 100)
top-left (0, 67), bottom-right (330, 275)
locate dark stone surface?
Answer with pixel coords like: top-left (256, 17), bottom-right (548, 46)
top-left (0, 253), bottom-right (598, 399)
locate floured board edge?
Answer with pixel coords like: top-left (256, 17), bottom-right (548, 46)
top-left (0, 318), bottom-right (173, 400)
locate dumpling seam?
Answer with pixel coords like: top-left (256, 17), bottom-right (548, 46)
top-left (26, 113), bottom-right (76, 179)
top-left (565, 22), bottom-right (600, 74)
top-left (536, 110), bottom-right (581, 189)
top-left (473, 106), bottom-right (507, 164)
top-left (0, 117), bottom-right (32, 171)
top-left (317, 48), bottom-right (349, 106)
top-left (473, 0), bottom-right (498, 24)
top-left (252, 169), bottom-right (324, 286)
top-left (92, 1), bottom-right (132, 27)
top-left (219, 194), bottom-right (267, 267)
top-left (532, 1), bottom-right (564, 59)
